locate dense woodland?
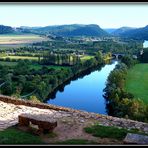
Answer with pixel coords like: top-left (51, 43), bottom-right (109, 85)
top-left (0, 49), bottom-right (107, 102)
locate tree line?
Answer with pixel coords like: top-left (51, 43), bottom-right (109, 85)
top-left (0, 50), bottom-right (107, 103)
top-left (41, 52), bottom-right (81, 66)
top-left (103, 56), bottom-right (148, 122)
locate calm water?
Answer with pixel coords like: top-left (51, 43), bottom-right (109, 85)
top-left (143, 40), bottom-right (148, 48)
top-left (47, 61), bottom-right (118, 114)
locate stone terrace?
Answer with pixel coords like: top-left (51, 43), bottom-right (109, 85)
top-left (0, 95), bottom-right (148, 134)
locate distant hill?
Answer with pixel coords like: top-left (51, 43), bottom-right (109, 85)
top-left (2, 24), bottom-right (148, 40)
top-left (24, 24), bottom-right (109, 37)
top-left (103, 28), bottom-right (117, 34)
top-left (19, 26), bottom-right (43, 30)
top-left (0, 25), bottom-right (14, 34)
top-left (111, 27), bottom-right (136, 36)
top-left (0, 25), bottom-right (33, 34)
top-left (68, 24), bottom-right (109, 37)
top-left (118, 25), bottom-right (148, 40)
top-left (19, 25), bottom-right (148, 39)
top-left (30, 24), bottom-right (83, 35)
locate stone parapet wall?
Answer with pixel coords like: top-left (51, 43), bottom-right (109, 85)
top-left (0, 95), bottom-right (81, 112)
top-left (0, 94), bottom-right (148, 133)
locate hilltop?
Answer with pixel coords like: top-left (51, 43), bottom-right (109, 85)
top-left (111, 25), bottom-right (148, 40)
top-left (1, 24), bottom-right (148, 40)
top-left (111, 27), bottom-right (136, 36)
top-left (0, 25), bottom-right (15, 34)
top-left (0, 24), bottom-right (110, 37)
top-left (20, 24), bottom-right (110, 37)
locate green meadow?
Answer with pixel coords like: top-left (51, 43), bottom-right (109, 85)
top-left (125, 63), bottom-right (148, 104)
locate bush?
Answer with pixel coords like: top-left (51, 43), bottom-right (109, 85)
top-left (29, 95), bottom-right (41, 103)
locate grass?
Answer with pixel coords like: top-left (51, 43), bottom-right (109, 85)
top-left (0, 127), bottom-right (44, 144)
top-left (29, 64), bottom-right (70, 70)
top-left (0, 34), bottom-right (48, 45)
top-left (84, 124), bottom-right (148, 140)
top-left (1, 124), bottom-right (147, 145)
top-left (0, 61), bottom-right (70, 71)
top-left (0, 61), bottom-right (17, 66)
top-left (125, 63), bottom-right (148, 104)
top-left (84, 124), bottom-right (127, 140)
top-left (80, 55), bottom-right (94, 61)
top-left (1, 56), bottom-right (39, 61)
top-left (47, 132), bottom-right (58, 138)
top-left (0, 44), bottom-right (25, 49)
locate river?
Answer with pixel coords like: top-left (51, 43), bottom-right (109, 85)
top-left (47, 60), bottom-right (118, 114)
top-left (143, 40), bottom-right (148, 48)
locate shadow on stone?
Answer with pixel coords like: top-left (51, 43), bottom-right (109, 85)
top-left (18, 113), bottom-right (57, 135)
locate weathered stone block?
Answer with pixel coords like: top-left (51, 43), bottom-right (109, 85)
top-left (123, 133), bottom-right (148, 144)
top-left (18, 114), bottom-right (57, 135)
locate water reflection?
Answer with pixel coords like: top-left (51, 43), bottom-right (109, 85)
top-left (143, 40), bottom-right (148, 48)
top-left (47, 60), bottom-right (118, 114)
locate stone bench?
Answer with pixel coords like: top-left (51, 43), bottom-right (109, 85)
top-left (18, 113), bottom-right (57, 135)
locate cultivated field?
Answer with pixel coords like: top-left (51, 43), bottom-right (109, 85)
top-left (80, 55), bottom-right (93, 61)
top-left (0, 34), bottom-right (49, 45)
top-left (1, 56), bottom-right (39, 61)
top-left (125, 63), bottom-right (148, 104)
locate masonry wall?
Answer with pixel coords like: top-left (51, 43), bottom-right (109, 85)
top-left (0, 94), bottom-right (148, 133)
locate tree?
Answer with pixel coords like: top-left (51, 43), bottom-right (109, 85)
top-left (18, 75), bottom-right (26, 85)
top-left (29, 95), bottom-right (41, 103)
top-left (36, 81), bottom-right (47, 100)
top-left (57, 54), bottom-right (61, 65)
top-left (139, 48), bottom-right (148, 63)
top-left (1, 79), bottom-right (13, 95)
top-left (95, 51), bottom-right (103, 63)
top-left (0, 65), bottom-right (9, 78)
top-left (72, 54), bottom-right (77, 65)
top-left (121, 55), bottom-right (136, 68)
top-left (14, 60), bottom-right (30, 75)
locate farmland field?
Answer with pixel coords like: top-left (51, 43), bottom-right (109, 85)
top-left (1, 56), bottom-right (40, 61)
top-left (0, 34), bottom-right (49, 45)
top-left (80, 55), bottom-right (94, 61)
top-left (125, 63), bottom-right (148, 104)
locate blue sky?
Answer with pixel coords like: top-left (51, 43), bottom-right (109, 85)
top-left (0, 3), bottom-right (148, 28)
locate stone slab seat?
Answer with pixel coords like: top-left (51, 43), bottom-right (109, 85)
top-left (18, 113), bottom-right (57, 134)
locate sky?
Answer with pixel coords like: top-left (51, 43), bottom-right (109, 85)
top-left (0, 3), bottom-right (148, 29)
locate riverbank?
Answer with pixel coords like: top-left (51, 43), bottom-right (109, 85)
top-left (103, 56), bottom-right (148, 123)
top-left (45, 55), bottom-right (113, 102)
top-left (46, 60), bottom-right (117, 114)
top-left (45, 62), bottom-right (104, 100)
